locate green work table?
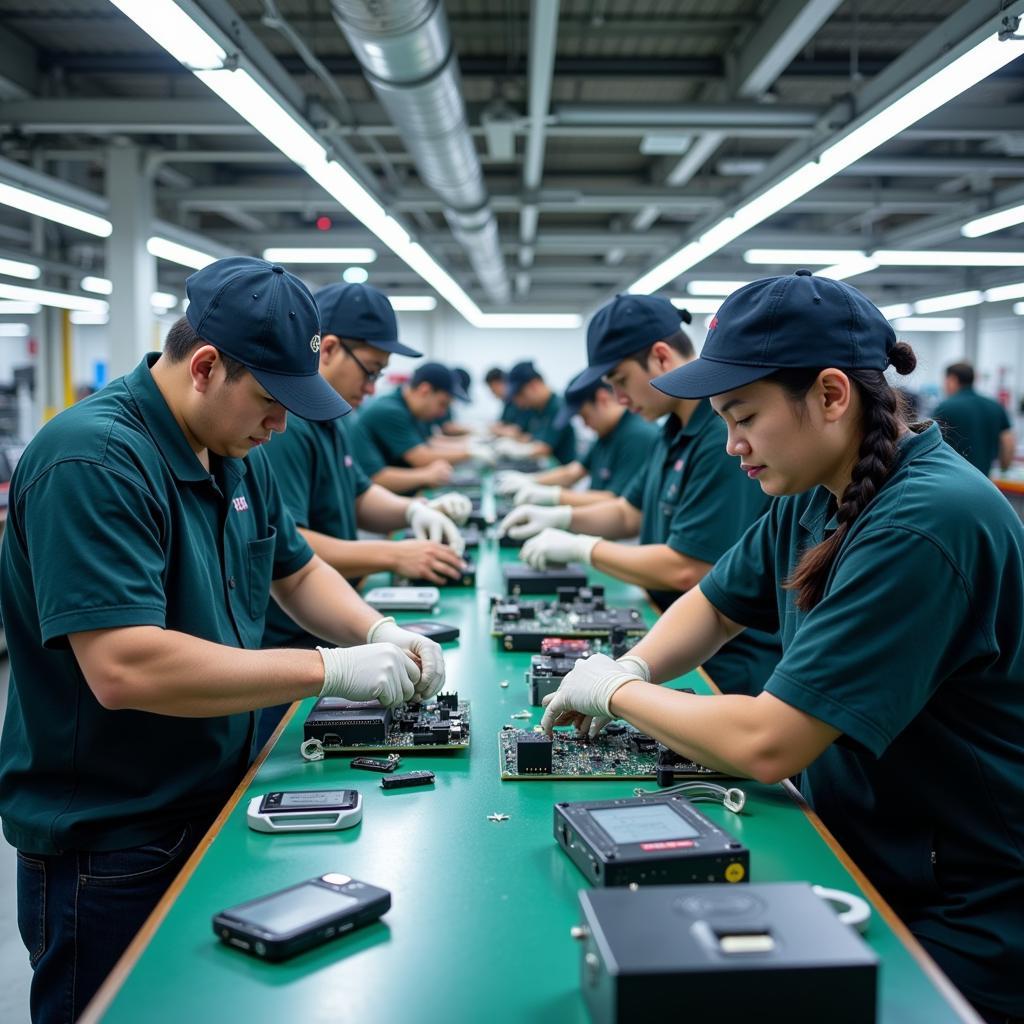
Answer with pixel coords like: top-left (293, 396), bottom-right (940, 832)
top-left (84, 501), bottom-right (978, 1023)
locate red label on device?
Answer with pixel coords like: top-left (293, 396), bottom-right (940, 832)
top-left (640, 839), bottom-right (695, 851)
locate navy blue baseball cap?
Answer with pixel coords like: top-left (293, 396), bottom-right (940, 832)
top-left (505, 360), bottom-right (542, 401)
top-left (555, 371), bottom-right (611, 428)
top-left (453, 367), bottom-right (472, 402)
top-left (575, 294), bottom-right (692, 392)
top-left (185, 256), bottom-right (349, 421)
top-left (410, 361), bottom-right (470, 401)
top-left (314, 282), bottom-right (421, 357)
top-left (652, 269), bottom-right (897, 400)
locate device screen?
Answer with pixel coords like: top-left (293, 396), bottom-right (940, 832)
top-left (232, 884), bottom-right (358, 935)
top-left (278, 790), bottom-right (355, 809)
top-left (591, 804), bottom-right (699, 844)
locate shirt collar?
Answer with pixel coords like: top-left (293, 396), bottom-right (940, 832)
top-left (663, 398), bottom-right (713, 445)
top-left (124, 353), bottom-right (247, 486)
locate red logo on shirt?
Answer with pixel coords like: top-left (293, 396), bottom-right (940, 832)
top-left (708, 316), bottom-right (719, 330)
top-left (232, 496), bottom-right (249, 512)
top-left (344, 454), bottom-right (353, 467)
top-left (673, 459), bottom-right (683, 472)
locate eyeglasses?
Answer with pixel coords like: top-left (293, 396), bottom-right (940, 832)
top-left (341, 342), bottom-right (383, 384)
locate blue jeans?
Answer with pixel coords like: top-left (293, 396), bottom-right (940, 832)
top-left (16, 818), bottom-right (208, 1024)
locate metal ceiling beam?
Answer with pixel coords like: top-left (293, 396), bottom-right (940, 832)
top-left (0, 23), bottom-right (37, 99)
top-left (0, 99), bottom-right (254, 135)
top-left (838, 156), bottom-right (1024, 177)
top-left (552, 103), bottom-right (821, 130)
top-left (732, 0), bottom-right (844, 98)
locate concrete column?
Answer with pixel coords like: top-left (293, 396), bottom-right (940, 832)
top-left (39, 306), bottom-right (63, 421)
top-left (963, 304), bottom-right (980, 365)
top-left (106, 142), bottom-right (155, 376)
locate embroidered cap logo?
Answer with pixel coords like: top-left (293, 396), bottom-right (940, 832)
top-left (310, 334), bottom-right (321, 353)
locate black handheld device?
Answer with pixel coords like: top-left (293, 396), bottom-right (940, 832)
top-left (402, 621), bottom-right (460, 643)
top-left (380, 769), bottom-right (435, 790)
top-left (213, 873), bottom-right (390, 961)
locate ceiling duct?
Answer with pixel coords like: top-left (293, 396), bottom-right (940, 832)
top-left (331, 0), bottom-right (510, 304)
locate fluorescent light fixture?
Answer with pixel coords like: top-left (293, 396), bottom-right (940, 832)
top-left (628, 24), bottom-right (1024, 295)
top-left (81, 275), bottom-right (113, 295)
top-left (873, 250), bottom-right (1024, 267)
top-left (962, 201), bottom-right (1024, 238)
top-left (0, 181), bottom-right (112, 238)
top-left (892, 317), bottom-right (965, 332)
top-left (107, 0), bottom-right (226, 70)
top-left (0, 323), bottom-right (30, 337)
top-left (913, 290), bottom-right (984, 314)
top-left (984, 281), bottom-right (1024, 303)
top-left (1014, 302), bottom-right (1024, 315)
top-left (744, 249), bottom-right (866, 265)
top-left (686, 280), bottom-right (750, 296)
top-left (151, 291), bottom-right (178, 309)
top-left (262, 247), bottom-right (377, 264)
top-left (670, 297), bottom-right (722, 315)
top-left (390, 296), bottom-right (437, 312)
top-left (878, 303), bottom-right (914, 319)
top-left (342, 266), bottom-right (369, 284)
top-left (0, 282), bottom-right (108, 313)
top-left (816, 256), bottom-right (879, 281)
top-left (70, 311), bottom-right (110, 325)
top-left (0, 300), bottom-right (41, 314)
top-left (147, 236), bottom-right (216, 270)
top-left (0, 256), bottom-right (41, 281)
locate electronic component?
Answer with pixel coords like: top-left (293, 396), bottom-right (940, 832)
top-left (246, 789), bottom-right (363, 834)
top-left (302, 694), bottom-right (470, 755)
top-left (380, 769), bottom-right (435, 790)
top-left (503, 563), bottom-right (588, 595)
top-left (494, 456), bottom-right (545, 473)
top-left (213, 874), bottom-right (390, 961)
top-left (515, 732), bottom-right (553, 774)
top-left (363, 586), bottom-right (439, 611)
top-left (525, 633), bottom-right (642, 705)
top-left (490, 590), bottom-right (646, 652)
top-left (575, 883), bottom-right (878, 1023)
top-left (446, 468), bottom-right (481, 488)
top-left (350, 755), bottom-right (400, 774)
top-left (401, 621), bottom-right (460, 643)
top-left (498, 727), bottom-right (724, 781)
top-left (554, 792), bottom-right (748, 887)
top-left (394, 559), bottom-right (476, 588)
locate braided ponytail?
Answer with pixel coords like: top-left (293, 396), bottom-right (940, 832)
top-left (780, 341), bottom-right (918, 611)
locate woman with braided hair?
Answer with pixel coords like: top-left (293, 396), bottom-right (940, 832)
top-left (540, 270), bottom-right (1024, 1022)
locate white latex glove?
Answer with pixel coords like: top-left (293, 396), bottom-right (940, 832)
top-left (494, 437), bottom-right (536, 459)
top-left (539, 653), bottom-right (647, 736)
top-left (584, 654), bottom-right (652, 739)
top-left (468, 441), bottom-right (497, 467)
top-left (494, 470), bottom-right (535, 496)
top-left (406, 500), bottom-right (465, 555)
top-left (497, 503), bottom-right (572, 540)
top-left (318, 643), bottom-right (419, 707)
top-left (426, 491), bottom-right (472, 527)
top-left (513, 482), bottom-right (561, 507)
top-left (520, 528), bottom-right (599, 570)
top-left (367, 616), bottom-right (447, 701)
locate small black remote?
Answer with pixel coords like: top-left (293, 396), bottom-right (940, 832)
top-left (380, 770), bottom-right (436, 790)
top-left (350, 756), bottom-right (400, 774)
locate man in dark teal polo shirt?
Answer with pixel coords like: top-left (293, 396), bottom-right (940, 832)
top-left (933, 361), bottom-right (1015, 475)
top-left (497, 360), bottom-right (577, 465)
top-left (350, 362), bottom-right (494, 491)
top-left (487, 366), bottom-right (532, 436)
top-left (495, 374), bottom-right (656, 506)
top-left (499, 294), bottom-right (779, 697)
top-left (0, 258), bottom-right (448, 1023)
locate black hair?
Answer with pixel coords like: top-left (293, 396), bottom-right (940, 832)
top-left (628, 329), bottom-right (696, 367)
top-left (162, 316), bottom-right (247, 382)
top-left (946, 362), bottom-right (975, 388)
top-left (778, 340), bottom-right (918, 611)
top-left (485, 367), bottom-right (506, 385)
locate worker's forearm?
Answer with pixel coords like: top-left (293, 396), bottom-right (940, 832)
top-left (569, 498), bottom-right (639, 539)
top-left (590, 542), bottom-right (709, 592)
top-left (299, 527), bottom-right (398, 577)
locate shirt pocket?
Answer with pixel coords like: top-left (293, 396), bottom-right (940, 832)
top-left (247, 528), bottom-right (277, 621)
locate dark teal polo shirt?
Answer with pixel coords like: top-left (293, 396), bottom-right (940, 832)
top-left (261, 415), bottom-right (371, 648)
top-left (523, 394), bottom-right (577, 464)
top-left (0, 354), bottom-right (313, 854)
top-left (500, 401), bottom-right (530, 430)
top-left (701, 423), bottom-right (1024, 1015)
top-left (581, 409), bottom-right (657, 496)
top-left (350, 389), bottom-right (430, 470)
top-left (933, 387), bottom-right (1011, 475)
top-left (621, 400), bottom-right (779, 696)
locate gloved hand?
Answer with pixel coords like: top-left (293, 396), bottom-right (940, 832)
top-left (318, 643), bottom-right (420, 706)
top-left (406, 499), bottom-right (465, 555)
top-left (494, 470), bottom-right (535, 496)
top-left (497, 503), bottom-right (572, 540)
top-left (426, 491), bottom-right (472, 527)
top-left (367, 616), bottom-right (446, 701)
top-left (513, 482), bottom-right (561, 506)
top-left (520, 528), bottom-right (600, 570)
top-left (539, 653), bottom-right (647, 737)
top-left (493, 437), bottom-right (536, 460)
top-left (583, 654), bottom-right (652, 738)
top-left (468, 441), bottom-right (497, 467)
